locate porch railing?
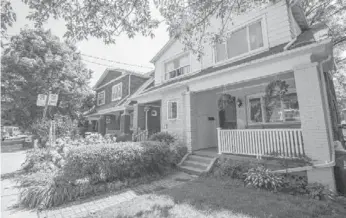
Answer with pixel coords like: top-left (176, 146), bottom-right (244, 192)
top-left (217, 128), bottom-right (305, 158)
top-left (132, 130), bottom-right (148, 142)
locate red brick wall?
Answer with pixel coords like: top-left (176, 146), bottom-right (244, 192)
top-left (97, 71), bottom-right (122, 87)
top-left (130, 75), bottom-right (148, 94)
top-left (96, 75), bottom-right (130, 110)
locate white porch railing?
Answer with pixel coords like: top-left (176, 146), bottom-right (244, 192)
top-left (217, 128), bottom-right (305, 158)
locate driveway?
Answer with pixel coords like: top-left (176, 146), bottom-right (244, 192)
top-left (1, 149), bottom-right (37, 218)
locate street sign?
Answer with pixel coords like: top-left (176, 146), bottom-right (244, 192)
top-left (48, 94), bottom-right (58, 106)
top-left (36, 94), bottom-right (47, 106)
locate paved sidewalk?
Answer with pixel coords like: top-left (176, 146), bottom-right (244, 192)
top-left (39, 172), bottom-right (196, 218)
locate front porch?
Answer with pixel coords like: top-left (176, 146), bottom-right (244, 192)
top-left (132, 100), bottom-right (161, 141)
top-left (190, 71), bottom-right (308, 159)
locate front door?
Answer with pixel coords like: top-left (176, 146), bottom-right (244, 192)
top-left (196, 114), bottom-right (217, 150)
top-left (219, 99), bottom-right (237, 129)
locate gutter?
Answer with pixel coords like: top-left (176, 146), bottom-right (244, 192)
top-left (274, 55), bottom-right (336, 174)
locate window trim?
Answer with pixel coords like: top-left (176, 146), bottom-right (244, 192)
top-left (111, 82), bottom-right (123, 101)
top-left (97, 90), bottom-right (105, 106)
top-left (246, 89), bottom-right (300, 125)
top-left (163, 52), bottom-right (191, 82)
top-left (214, 15), bottom-right (269, 66)
top-left (167, 100), bottom-right (178, 120)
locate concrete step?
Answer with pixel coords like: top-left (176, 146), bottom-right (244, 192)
top-left (179, 165), bottom-right (204, 175)
top-left (181, 160), bottom-right (209, 171)
top-left (187, 155), bottom-right (214, 164)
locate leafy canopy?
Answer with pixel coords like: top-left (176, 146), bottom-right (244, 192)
top-left (1, 28), bottom-right (93, 129)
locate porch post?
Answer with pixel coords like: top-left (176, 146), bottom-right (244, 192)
top-left (183, 90), bottom-right (192, 152)
top-left (294, 62), bottom-right (335, 191)
top-left (217, 127), bottom-right (221, 154)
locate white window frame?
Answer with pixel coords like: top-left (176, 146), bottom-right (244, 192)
top-left (97, 90), bottom-right (105, 106)
top-left (167, 100), bottom-right (178, 120)
top-left (246, 88), bottom-right (300, 125)
top-left (214, 15), bottom-right (269, 65)
top-left (163, 52), bottom-right (191, 81)
top-left (111, 82), bottom-right (122, 101)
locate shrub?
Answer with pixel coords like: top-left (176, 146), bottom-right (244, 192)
top-left (211, 158), bottom-right (262, 179)
top-left (62, 141), bottom-right (184, 184)
top-left (21, 148), bottom-right (59, 173)
top-left (116, 133), bottom-right (132, 142)
top-left (149, 132), bottom-right (176, 145)
top-left (244, 166), bottom-right (284, 191)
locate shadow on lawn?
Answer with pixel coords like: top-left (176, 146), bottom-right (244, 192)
top-left (152, 177), bottom-right (346, 218)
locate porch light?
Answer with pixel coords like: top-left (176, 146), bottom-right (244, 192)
top-left (237, 98), bottom-right (243, 107)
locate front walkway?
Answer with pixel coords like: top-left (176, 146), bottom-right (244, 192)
top-left (39, 172), bottom-right (196, 218)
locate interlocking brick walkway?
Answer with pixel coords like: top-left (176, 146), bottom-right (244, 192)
top-left (39, 172), bottom-right (196, 218)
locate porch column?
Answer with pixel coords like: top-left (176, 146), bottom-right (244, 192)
top-left (98, 115), bottom-right (106, 136)
top-left (87, 120), bottom-right (93, 132)
top-left (294, 62), bottom-right (335, 190)
top-left (182, 90), bottom-right (192, 152)
top-left (120, 109), bottom-right (131, 134)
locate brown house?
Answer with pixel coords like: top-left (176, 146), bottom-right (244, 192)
top-left (85, 68), bottom-right (153, 136)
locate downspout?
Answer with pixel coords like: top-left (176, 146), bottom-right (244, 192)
top-left (283, 0), bottom-right (299, 50)
top-left (274, 56), bottom-right (336, 174)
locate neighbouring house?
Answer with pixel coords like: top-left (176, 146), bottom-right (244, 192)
top-left (84, 68), bottom-right (153, 137)
top-left (130, 0), bottom-right (345, 190)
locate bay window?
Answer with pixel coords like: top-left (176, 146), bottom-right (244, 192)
top-left (165, 54), bottom-right (190, 80)
top-left (216, 18), bottom-right (266, 63)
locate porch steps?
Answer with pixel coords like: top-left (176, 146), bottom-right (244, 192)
top-left (178, 154), bottom-right (218, 175)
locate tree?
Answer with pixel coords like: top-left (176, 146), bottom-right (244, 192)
top-left (1, 0), bottom-right (345, 108)
top-left (301, 0), bottom-right (346, 112)
top-left (1, 28), bottom-right (93, 129)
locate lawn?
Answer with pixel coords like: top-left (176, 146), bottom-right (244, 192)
top-left (85, 177), bottom-right (346, 218)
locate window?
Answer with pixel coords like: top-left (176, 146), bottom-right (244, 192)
top-left (112, 83), bottom-right (122, 101)
top-left (167, 101), bottom-right (178, 120)
top-left (97, 91), bottom-right (105, 105)
top-left (164, 54), bottom-right (190, 80)
top-left (247, 92), bottom-right (300, 124)
top-left (215, 19), bottom-right (266, 62)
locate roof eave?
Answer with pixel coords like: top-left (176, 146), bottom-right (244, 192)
top-left (150, 38), bottom-right (176, 63)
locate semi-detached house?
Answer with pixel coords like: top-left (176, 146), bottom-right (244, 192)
top-left (130, 0), bottom-right (345, 190)
top-left (85, 69), bottom-right (153, 136)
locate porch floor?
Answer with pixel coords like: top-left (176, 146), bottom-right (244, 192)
top-left (192, 147), bottom-right (219, 158)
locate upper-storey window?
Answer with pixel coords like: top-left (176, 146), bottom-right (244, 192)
top-left (215, 18), bottom-right (266, 63)
top-left (164, 54), bottom-right (190, 80)
top-left (112, 82), bottom-right (122, 101)
top-left (97, 90), bottom-right (105, 106)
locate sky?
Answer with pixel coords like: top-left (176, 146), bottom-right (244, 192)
top-left (6, 0), bottom-right (169, 87)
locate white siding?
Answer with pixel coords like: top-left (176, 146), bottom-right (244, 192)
top-left (154, 40), bottom-right (202, 86)
top-left (160, 88), bottom-right (186, 138)
top-left (154, 0), bottom-right (292, 87)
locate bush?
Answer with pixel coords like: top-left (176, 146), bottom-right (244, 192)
top-left (149, 132), bottom-right (176, 145)
top-left (211, 158), bottom-right (262, 179)
top-left (244, 166), bottom-right (284, 191)
top-left (62, 141), bottom-right (184, 184)
top-left (116, 133), bottom-right (132, 142)
top-left (18, 139), bottom-right (188, 209)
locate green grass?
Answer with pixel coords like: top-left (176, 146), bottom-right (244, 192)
top-left (85, 177), bottom-right (346, 218)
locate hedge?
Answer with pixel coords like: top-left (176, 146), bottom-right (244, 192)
top-left (19, 140), bottom-right (187, 209)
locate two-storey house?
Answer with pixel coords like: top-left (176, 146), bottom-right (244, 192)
top-left (85, 68), bottom-right (153, 136)
top-left (131, 0), bottom-right (343, 190)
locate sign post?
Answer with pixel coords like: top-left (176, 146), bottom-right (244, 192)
top-left (37, 93), bottom-right (59, 147)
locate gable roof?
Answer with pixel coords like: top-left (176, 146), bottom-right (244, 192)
top-left (150, 38), bottom-right (176, 63)
top-left (93, 68), bottom-right (150, 90)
